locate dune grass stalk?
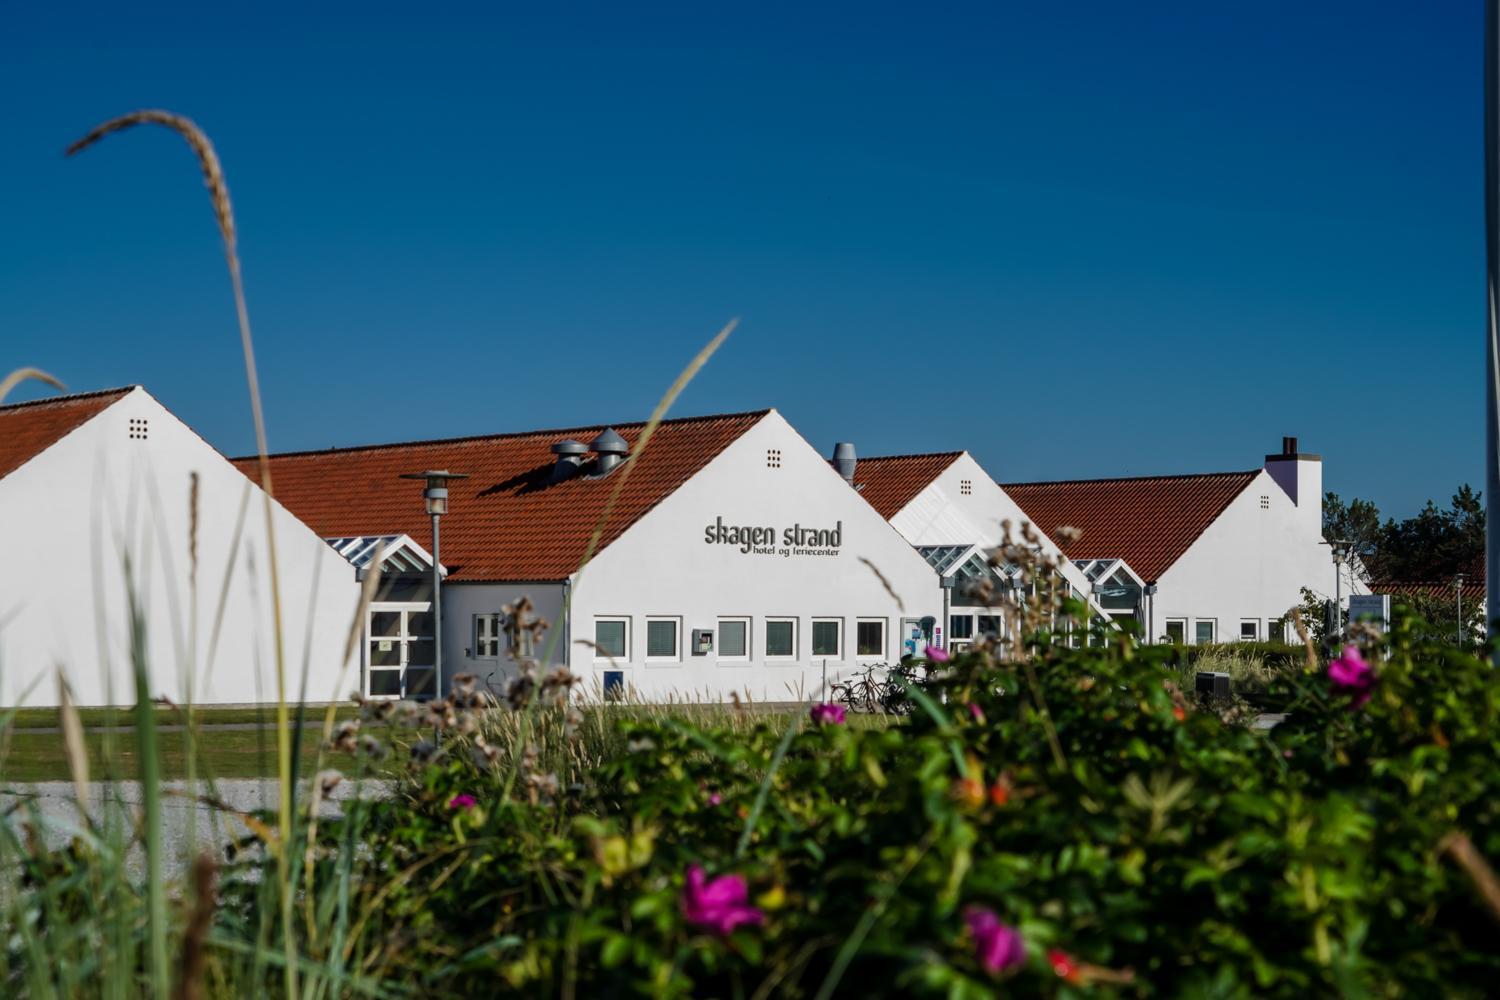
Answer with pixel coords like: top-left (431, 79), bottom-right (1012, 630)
top-left (69, 109), bottom-right (300, 997)
top-left (125, 562), bottom-right (169, 996)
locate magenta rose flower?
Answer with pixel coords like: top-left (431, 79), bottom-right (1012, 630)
top-left (925, 644), bottom-right (950, 663)
top-left (447, 793), bottom-right (477, 811)
top-left (681, 865), bottom-right (764, 936)
top-left (1328, 645), bottom-right (1374, 707)
top-left (810, 702), bottom-right (846, 725)
top-left (965, 907), bottom-right (1026, 975)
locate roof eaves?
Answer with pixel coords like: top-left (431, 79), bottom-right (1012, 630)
top-left (235, 407), bottom-right (775, 462)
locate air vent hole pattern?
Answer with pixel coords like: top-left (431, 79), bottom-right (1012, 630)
top-left (128, 417), bottom-right (150, 441)
top-left (1259, 495), bottom-right (1270, 509)
top-left (766, 448), bottom-right (782, 469)
top-left (960, 479), bottom-right (973, 495)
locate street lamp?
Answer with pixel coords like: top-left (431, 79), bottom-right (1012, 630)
top-left (400, 470), bottom-right (468, 700)
top-left (1329, 539), bottom-right (1353, 642)
top-left (1457, 572), bottom-right (1466, 647)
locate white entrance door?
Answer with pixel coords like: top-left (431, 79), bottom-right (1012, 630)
top-left (367, 604), bottom-right (436, 699)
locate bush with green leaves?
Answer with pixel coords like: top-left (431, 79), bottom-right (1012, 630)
top-left (274, 607), bottom-right (1500, 998)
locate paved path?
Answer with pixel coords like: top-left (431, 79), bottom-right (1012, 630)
top-left (0, 779), bottom-right (391, 878)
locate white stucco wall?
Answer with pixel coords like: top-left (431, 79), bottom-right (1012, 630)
top-left (565, 411), bottom-right (941, 702)
top-left (1152, 459), bottom-right (1367, 643)
top-left (0, 388), bottom-right (360, 707)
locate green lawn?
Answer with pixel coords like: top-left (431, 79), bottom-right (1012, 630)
top-left (0, 728), bottom-right (370, 783)
top-left (3, 704), bottom-right (356, 730)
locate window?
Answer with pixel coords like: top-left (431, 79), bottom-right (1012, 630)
top-left (474, 614), bottom-right (500, 658)
top-left (1269, 619), bottom-right (1286, 643)
top-left (811, 619), bottom-right (841, 657)
top-left (594, 618), bottom-right (628, 659)
top-left (646, 618), bottom-right (680, 661)
top-left (1195, 620), bottom-right (1216, 645)
top-left (765, 618), bottom-right (797, 659)
top-left (1165, 619), bottom-right (1186, 644)
top-left (718, 618), bottom-right (749, 660)
top-left (977, 615), bottom-right (1003, 639)
top-left (949, 615), bottom-right (974, 640)
top-left (856, 619), bottom-right (885, 657)
top-left (1239, 620), bottom-right (1259, 642)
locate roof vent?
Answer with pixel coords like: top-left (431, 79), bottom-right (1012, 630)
top-left (831, 442), bottom-right (857, 485)
top-left (550, 439), bottom-right (588, 481)
top-left (1282, 436), bottom-right (1298, 456)
top-left (590, 428), bottom-right (629, 475)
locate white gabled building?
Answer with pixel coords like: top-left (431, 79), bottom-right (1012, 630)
top-left (1005, 437), bottom-right (1365, 643)
top-left (247, 409), bottom-right (941, 703)
top-left (0, 387), bottom-right (360, 707)
top-left (847, 450), bottom-right (1110, 649)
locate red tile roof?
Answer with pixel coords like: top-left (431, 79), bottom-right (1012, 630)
top-left (0, 387), bottom-right (134, 482)
top-left (852, 453), bottom-right (963, 519)
top-left (235, 410), bottom-right (771, 582)
top-left (1002, 470), bottom-right (1259, 583)
top-left (1377, 579), bottom-right (1486, 604)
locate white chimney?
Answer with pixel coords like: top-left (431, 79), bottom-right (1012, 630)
top-left (1264, 436), bottom-right (1322, 529)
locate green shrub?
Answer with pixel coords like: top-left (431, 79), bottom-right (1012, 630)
top-left (278, 611), bottom-right (1500, 997)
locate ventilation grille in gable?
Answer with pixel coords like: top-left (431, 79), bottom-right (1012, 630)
top-left (960, 479), bottom-right (972, 495)
top-left (128, 417), bottom-right (149, 441)
top-left (1259, 495), bottom-right (1270, 509)
top-left (766, 449), bottom-right (782, 469)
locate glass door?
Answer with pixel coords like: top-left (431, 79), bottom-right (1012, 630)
top-left (367, 604), bottom-right (437, 699)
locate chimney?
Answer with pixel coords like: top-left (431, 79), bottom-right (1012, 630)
top-left (831, 442), bottom-right (857, 485)
top-left (550, 438), bottom-right (588, 481)
top-left (1264, 435), bottom-right (1322, 526)
top-left (590, 428), bottom-right (629, 475)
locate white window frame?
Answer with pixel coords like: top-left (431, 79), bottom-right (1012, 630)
top-left (1239, 619), bottom-right (1259, 642)
top-left (1164, 618), bottom-right (1187, 644)
top-left (855, 617), bottom-right (886, 659)
top-left (473, 613), bottom-right (501, 659)
top-left (717, 616), bottom-right (751, 663)
top-left (1194, 619), bottom-right (1217, 645)
top-left (593, 616), bottom-right (630, 662)
top-left (645, 616), bottom-right (682, 664)
top-left (811, 617), bottom-right (843, 659)
top-left (765, 617), bottom-right (798, 661)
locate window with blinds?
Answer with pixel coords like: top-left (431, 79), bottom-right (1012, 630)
top-left (718, 618), bottom-right (749, 659)
top-left (646, 618), bottom-right (679, 659)
top-left (594, 619), bottom-right (628, 659)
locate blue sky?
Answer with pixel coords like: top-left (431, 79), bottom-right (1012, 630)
top-left (0, 2), bottom-right (1480, 516)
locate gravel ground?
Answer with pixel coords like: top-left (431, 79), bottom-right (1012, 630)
top-left (0, 778), bottom-right (391, 878)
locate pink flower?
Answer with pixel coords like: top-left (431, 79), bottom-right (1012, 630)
top-left (810, 703), bottom-right (846, 725)
top-left (925, 644), bottom-right (950, 663)
top-left (708, 792), bottom-right (723, 806)
top-left (681, 865), bottom-right (763, 936)
top-left (968, 702), bottom-right (985, 723)
top-left (1328, 645), bottom-right (1374, 707)
top-left (447, 794), bottom-right (477, 811)
top-left (965, 908), bottom-right (1026, 975)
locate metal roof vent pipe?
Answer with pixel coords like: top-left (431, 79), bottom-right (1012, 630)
top-left (590, 428), bottom-right (630, 475)
top-left (831, 442), bottom-right (857, 485)
top-left (550, 439), bottom-right (588, 481)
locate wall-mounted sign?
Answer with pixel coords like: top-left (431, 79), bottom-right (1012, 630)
top-left (703, 517), bottom-right (843, 557)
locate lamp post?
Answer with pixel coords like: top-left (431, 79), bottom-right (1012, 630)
top-left (400, 470), bottom-right (468, 700)
top-left (1457, 572), bottom-right (1466, 647)
top-left (1487, 0), bottom-right (1500, 660)
top-left (1330, 539), bottom-right (1353, 642)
